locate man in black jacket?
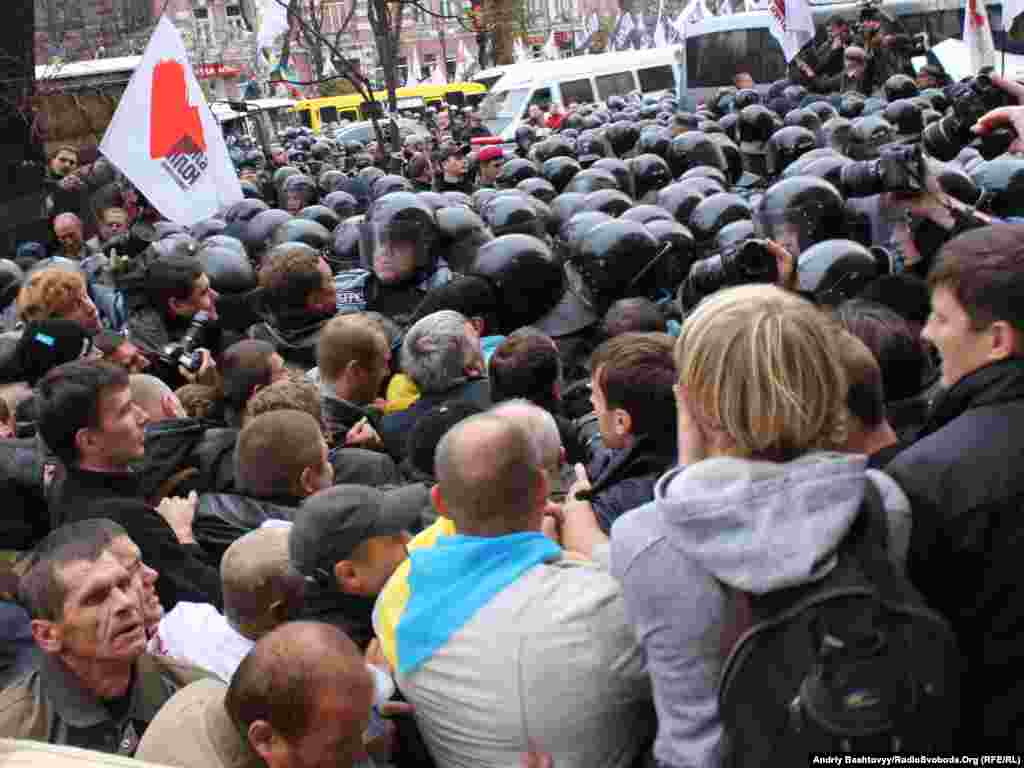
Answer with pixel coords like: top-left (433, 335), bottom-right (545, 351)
top-left (886, 224), bottom-right (1024, 751)
top-left (37, 360), bottom-right (222, 610)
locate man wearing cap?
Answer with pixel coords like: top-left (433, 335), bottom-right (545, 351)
top-left (477, 146), bottom-right (505, 188)
top-left (435, 143), bottom-right (473, 194)
top-left (795, 16), bottom-right (851, 86)
top-left (290, 482), bottom-right (429, 650)
top-left (814, 45), bottom-right (876, 95)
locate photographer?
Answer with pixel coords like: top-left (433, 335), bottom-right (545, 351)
top-left (794, 16), bottom-right (852, 87)
top-left (125, 252), bottom-right (220, 388)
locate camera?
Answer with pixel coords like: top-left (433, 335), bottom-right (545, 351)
top-left (102, 222), bottom-right (157, 261)
top-left (922, 71), bottom-right (1013, 161)
top-left (159, 311), bottom-right (210, 374)
top-left (840, 143), bottom-right (925, 197)
top-left (679, 239), bottom-right (779, 310)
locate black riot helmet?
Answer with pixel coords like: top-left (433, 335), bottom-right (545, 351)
top-left (272, 166), bottom-right (301, 191)
top-left (469, 234), bottom-right (564, 333)
top-left (480, 193), bottom-right (547, 239)
top-left (570, 219), bottom-right (664, 313)
top-left (417, 191), bottom-right (447, 212)
top-left (667, 132), bottom-right (729, 179)
top-left (754, 176), bottom-right (846, 255)
top-left (542, 156), bottom-right (582, 194)
top-left (576, 133), bottom-right (610, 166)
top-left (515, 124), bottom-right (538, 154)
top-left (621, 205), bottom-right (674, 226)
top-left (805, 100), bottom-right (838, 123)
top-left (970, 154), bottom-right (1024, 219)
top-left (636, 129), bottom-right (671, 159)
top-left (197, 244), bottom-right (256, 295)
top-left (645, 218), bottom-right (696, 293)
top-left (920, 88), bottom-right (951, 113)
top-left (657, 180), bottom-right (709, 225)
top-left (846, 115), bottom-right (895, 160)
top-left (821, 116), bottom-right (853, 154)
top-left (797, 239), bottom-right (879, 306)
top-left (372, 174), bottom-right (414, 200)
top-left (782, 148), bottom-right (840, 178)
top-left (243, 208), bottom-right (292, 256)
top-left (323, 190), bottom-right (359, 220)
top-left (606, 121), bottom-right (640, 157)
top-left (518, 177), bottom-right (558, 204)
top-left (435, 205), bottom-right (494, 273)
top-left (582, 189), bottom-right (634, 217)
top-left (225, 198), bottom-right (269, 225)
top-left (738, 104), bottom-right (782, 159)
top-left (802, 154), bottom-right (853, 188)
top-left (282, 174), bottom-right (318, 213)
top-left (707, 134), bottom-right (744, 185)
top-left (319, 169), bottom-right (347, 195)
top-left (883, 73), bottom-right (919, 103)
top-left (191, 218), bottom-right (227, 241)
top-left (688, 193), bottom-right (752, 248)
top-left (471, 188), bottom-right (499, 214)
top-left (441, 191), bottom-right (473, 209)
top-left (766, 126), bottom-right (819, 176)
top-left (299, 205), bottom-right (341, 232)
top-left (330, 217), bottom-right (362, 270)
top-left (630, 154), bottom-right (672, 202)
top-left (883, 98), bottom-right (925, 141)
top-left (550, 193), bottom-right (588, 239)
top-left (733, 89), bottom-right (761, 111)
top-left (714, 218), bottom-right (755, 255)
top-left (564, 167), bottom-right (620, 195)
top-left (560, 211), bottom-right (613, 255)
top-left (530, 136), bottom-right (575, 164)
top-left (592, 158), bottom-right (635, 198)
top-left (839, 93), bottom-right (867, 119)
top-left (360, 191), bottom-right (439, 282)
top-left (271, 218), bottom-right (332, 252)
top-left (311, 141), bottom-right (332, 161)
top-left (497, 158), bottom-right (540, 189)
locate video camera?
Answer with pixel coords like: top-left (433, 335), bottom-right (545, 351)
top-left (159, 310), bottom-right (209, 374)
top-left (922, 70), bottom-right (1014, 160)
top-left (840, 143), bottom-right (926, 197)
top-left (679, 239), bottom-right (779, 310)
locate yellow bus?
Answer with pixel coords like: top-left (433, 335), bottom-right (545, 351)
top-left (292, 82), bottom-right (487, 133)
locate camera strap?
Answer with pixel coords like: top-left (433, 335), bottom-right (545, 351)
top-left (627, 243), bottom-right (674, 290)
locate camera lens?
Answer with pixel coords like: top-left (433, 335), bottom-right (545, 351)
top-left (921, 116), bottom-right (964, 162)
top-left (733, 240), bottom-right (778, 283)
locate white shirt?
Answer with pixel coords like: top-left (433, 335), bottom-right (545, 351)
top-left (154, 602), bottom-right (255, 682)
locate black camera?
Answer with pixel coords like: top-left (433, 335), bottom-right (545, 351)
top-left (679, 239), bottom-right (779, 310)
top-left (159, 311), bottom-right (209, 374)
top-left (840, 143), bottom-right (925, 197)
top-left (922, 71), bottom-right (1012, 160)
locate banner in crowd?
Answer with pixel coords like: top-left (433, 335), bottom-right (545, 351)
top-left (100, 17), bottom-right (244, 227)
top-left (768, 0), bottom-right (815, 61)
top-left (963, 0), bottom-right (997, 72)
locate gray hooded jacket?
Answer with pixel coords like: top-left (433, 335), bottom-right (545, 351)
top-left (607, 453), bottom-right (911, 768)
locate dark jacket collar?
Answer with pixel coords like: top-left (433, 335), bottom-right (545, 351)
top-left (39, 653), bottom-right (167, 729)
top-left (65, 464), bottom-right (142, 499)
top-left (320, 389), bottom-right (374, 439)
top-left (919, 358), bottom-right (1024, 439)
top-left (589, 434), bottom-right (677, 495)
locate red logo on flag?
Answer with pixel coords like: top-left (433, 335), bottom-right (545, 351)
top-left (771, 0), bottom-right (786, 30)
top-left (150, 59), bottom-right (207, 160)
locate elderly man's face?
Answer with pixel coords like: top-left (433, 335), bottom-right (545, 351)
top-left (47, 552), bottom-right (148, 665)
top-left (101, 208), bottom-right (129, 241)
top-left (107, 535), bottom-right (163, 632)
top-left (54, 217), bottom-right (83, 255)
top-left (50, 150), bottom-right (79, 178)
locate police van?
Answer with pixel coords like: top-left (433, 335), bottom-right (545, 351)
top-left (480, 0), bottom-right (1010, 138)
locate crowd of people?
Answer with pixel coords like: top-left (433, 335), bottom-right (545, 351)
top-left (1, 47), bottom-right (1024, 768)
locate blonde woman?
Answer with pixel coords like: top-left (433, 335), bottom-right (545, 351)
top-left (554, 284), bottom-right (911, 768)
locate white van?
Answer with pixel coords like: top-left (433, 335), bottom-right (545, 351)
top-left (478, 48), bottom-right (681, 139)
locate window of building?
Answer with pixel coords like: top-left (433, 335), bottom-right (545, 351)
top-left (637, 64), bottom-right (674, 93)
top-left (193, 7), bottom-right (209, 20)
top-left (596, 71), bottom-right (637, 100)
top-left (559, 78), bottom-right (594, 104)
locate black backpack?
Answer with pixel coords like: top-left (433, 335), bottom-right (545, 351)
top-left (718, 482), bottom-right (961, 764)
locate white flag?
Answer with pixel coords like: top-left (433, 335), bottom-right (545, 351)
top-left (768, 0), bottom-right (815, 62)
top-left (99, 17), bottom-right (242, 227)
top-left (256, 0), bottom-right (290, 50)
top-left (964, 0), bottom-right (996, 72)
top-left (431, 60), bottom-right (446, 85)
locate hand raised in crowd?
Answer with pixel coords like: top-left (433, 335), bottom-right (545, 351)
top-left (346, 417), bottom-right (384, 450)
top-left (157, 490), bottom-right (198, 545)
top-left (973, 75), bottom-right (1024, 153)
top-left (178, 348), bottom-right (217, 387)
top-left (546, 464), bottom-right (609, 558)
top-left (766, 239), bottom-right (799, 292)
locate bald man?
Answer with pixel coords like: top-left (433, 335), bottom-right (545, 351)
top-left (152, 528), bottom-right (304, 681)
top-left (137, 622), bottom-right (376, 768)
top-left (373, 414), bottom-right (653, 768)
top-left (52, 213), bottom-right (95, 262)
top-left (130, 374), bottom-right (186, 423)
